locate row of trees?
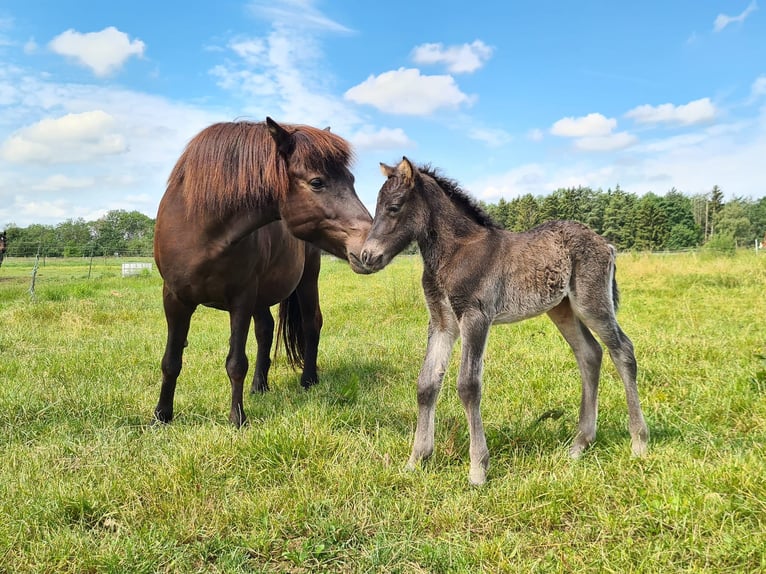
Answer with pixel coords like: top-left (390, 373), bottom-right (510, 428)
top-left (480, 185), bottom-right (766, 251)
top-left (2, 210), bottom-right (155, 258)
top-left (2, 186), bottom-right (765, 258)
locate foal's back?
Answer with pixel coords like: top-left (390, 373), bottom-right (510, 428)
top-left (478, 220), bottom-right (614, 324)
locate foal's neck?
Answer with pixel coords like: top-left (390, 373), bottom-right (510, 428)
top-left (416, 180), bottom-right (490, 271)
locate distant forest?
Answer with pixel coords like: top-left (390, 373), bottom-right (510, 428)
top-left (2, 184), bottom-right (766, 258)
top-left (480, 185), bottom-right (766, 252)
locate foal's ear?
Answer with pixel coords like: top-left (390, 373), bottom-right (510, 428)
top-left (379, 162), bottom-right (396, 178)
top-left (397, 156), bottom-right (417, 187)
top-left (266, 117), bottom-right (294, 156)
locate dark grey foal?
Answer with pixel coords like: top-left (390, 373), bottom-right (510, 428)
top-left (357, 157), bottom-right (648, 485)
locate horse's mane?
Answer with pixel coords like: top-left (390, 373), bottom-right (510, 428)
top-left (418, 164), bottom-right (501, 229)
top-left (170, 121), bottom-right (354, 218)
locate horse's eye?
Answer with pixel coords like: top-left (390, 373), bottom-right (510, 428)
top-left (387, 204), bottom-right (400, 215)
top-left (309, 178), bottom-right (324, 191)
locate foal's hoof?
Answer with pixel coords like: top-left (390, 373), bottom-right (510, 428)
top-left (468, 465), bottom-right (487, 486)
top-left (631, 437), bottom-right (649, 457)
top-left (568, 434), bottom-right (594, 459)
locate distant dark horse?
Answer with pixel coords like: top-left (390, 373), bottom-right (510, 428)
top-left (153, 118), bottom-right (372, 427)
top-left (358, 158), bottom-right (648, 485)
top-left (0, 231), bottom-right (6, 268)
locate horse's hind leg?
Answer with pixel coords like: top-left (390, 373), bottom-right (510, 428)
top-left (547, 300), bottom-right (603, 458)
top-left (226, 305), bottom-right (252, 427)
top-left (456, 311), bottom-right (492, 485)
top-left (155, 287), bottom-right (196, 424)
top-left (575, 306), bottom-right (649, 457)
top-left (296, 247), bottom-right (322, 389)
top-left (250, 306), bottom-right (274, 393)
top-left (603, 324), bottom-right (648, 456)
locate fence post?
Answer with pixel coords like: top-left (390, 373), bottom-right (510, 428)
top-left (29, 250), bottom-right (40, 301)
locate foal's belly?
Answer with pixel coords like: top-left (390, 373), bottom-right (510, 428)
top-left (492, 293), bottom-right (566, 325)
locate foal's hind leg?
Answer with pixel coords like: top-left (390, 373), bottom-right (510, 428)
top-left (456, 311), bottom-right (492, 485)
top-left (250, 306), bottom-right (274, 393)
top-left (155, 287), bottom-right (196, 424)
top-left (576, 306), bottom-right (649, 456)
top-left (548, 300), bottom-right (603, 458)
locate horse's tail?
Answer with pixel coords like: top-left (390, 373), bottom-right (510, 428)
top-left (608, 244), bottom-right (621, 313)
top-left (277, 290), bottom-right (305, 370)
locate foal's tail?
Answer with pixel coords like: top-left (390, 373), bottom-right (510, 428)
top-left (277, 290), bottom-right (305, 369)
top-left (609, 244), bottom-right (621, 313)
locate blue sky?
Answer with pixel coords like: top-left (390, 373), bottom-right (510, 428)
top-left (0, 1), bottom-right (764, 227)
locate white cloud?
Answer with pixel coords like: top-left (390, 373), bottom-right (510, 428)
top-left (625, 97), bottom-right (717, 126)
top-left (574, 132), bottom-right (637, 152)
top-left (1, 110), bottom-right (127, 164)
top-left (713, 1), bottom-right (758, 32)
top-left (411, 40), bottom-right (493, 73)
top-left (48, 27), bottom-right (145, 77)
top-left (752, 75), bottom-right (766, 98)
top-left (210, 25), bottom-right (364, 131)
top-left (550, 113), bottom-right (616, 137)
top-left (247, 0), bottom-right (353, 33)
top-left (473, 107), bottom-right (766, 203)
top-left (344, 68), bottom-right (474, 115)
top-left (468, 127), bottom-right (512, 147)
top-left (350, 127), bottom-right (414, 150)
top-left (527, 128), bottom-right (544, 142)
top-left (31, 174), bottom-right (96, 192)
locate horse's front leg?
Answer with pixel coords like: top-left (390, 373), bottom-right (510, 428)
top-left (457, 311), bottom-right (491, 485)
top-left (407, 313), bottom-right (458, 471)
top-left (154, 287), bottom-right (196, 424)
top-left (226, 306), bottom-right (252, 427)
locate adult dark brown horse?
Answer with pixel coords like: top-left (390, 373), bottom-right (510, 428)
top-left (358, 158), bottom-right (648, 485)
top-left (153, 118), bottom-right (371, 427)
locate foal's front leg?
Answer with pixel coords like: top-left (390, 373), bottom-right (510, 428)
top-left (457, 312), bottom-right (491, 485)
top-left (406, 316), bottom-right (458, 471)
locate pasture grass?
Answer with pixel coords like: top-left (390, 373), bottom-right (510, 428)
top-left (0, 251), bottom-right (764, 573)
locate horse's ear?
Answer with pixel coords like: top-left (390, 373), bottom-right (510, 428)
top-left (397, 156), bottom-right (417, 187)
top-left (379, 162), bottom-right (396, 178)
top-left (266, 117), bottom-right (294, 156)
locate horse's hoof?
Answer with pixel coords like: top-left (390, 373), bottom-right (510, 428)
top-left (631, 438), bottom-right (649, 457)
top-left (300, 376), bottom-right (318, 390)
top-left (468, 466), bottom-right (487, 486)
top-left (229, 409), bottom-right (247, 428)
top-left (569, 444), bottom-right (586, 459)
top-left (153, 409), bottom-right (173, 425)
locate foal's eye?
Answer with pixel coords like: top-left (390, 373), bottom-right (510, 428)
top-left (387, 204), bottom-right (401, 215)
top-left (309, 178), bottom-right (324, 191)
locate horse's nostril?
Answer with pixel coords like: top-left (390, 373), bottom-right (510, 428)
top-left (361, 249), bottom-right (369, 265)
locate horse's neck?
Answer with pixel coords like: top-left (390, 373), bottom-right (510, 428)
top-left (211, 201), bottom-right (281, 246)
top-left (417, 185), bottom-right (489, 273)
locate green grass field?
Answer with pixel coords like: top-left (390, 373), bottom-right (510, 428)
top-left (0, 251), bottom-right (764, 573)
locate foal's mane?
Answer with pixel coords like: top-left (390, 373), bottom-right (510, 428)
top-left (418, 164), bottom-right (500, 229)
top-left (171, 120), bottom-right (354, 218)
